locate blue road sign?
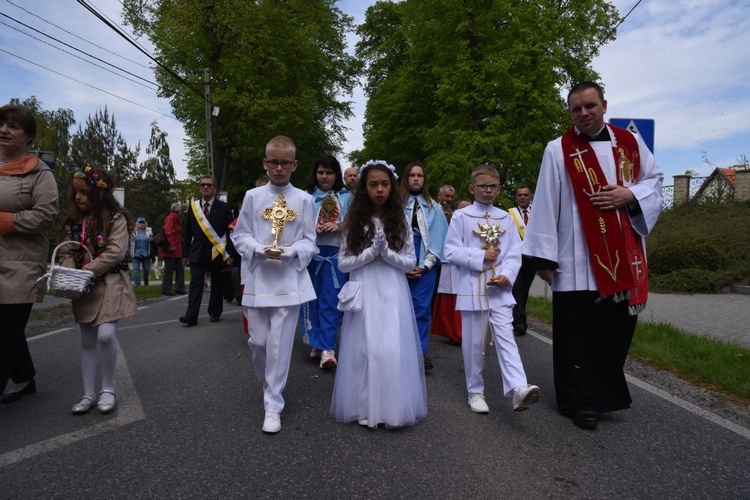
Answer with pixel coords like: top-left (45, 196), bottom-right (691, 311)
top-left (609, 118), bottom-right (655, 154)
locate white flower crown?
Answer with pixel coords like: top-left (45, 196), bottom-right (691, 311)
top-left (359, 159), bottom-right (399, 180)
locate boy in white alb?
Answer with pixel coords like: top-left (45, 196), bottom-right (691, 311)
top-left (231, 135), bottom-right (318, 433)
top-left (444, 163), bottom-right (540, 414)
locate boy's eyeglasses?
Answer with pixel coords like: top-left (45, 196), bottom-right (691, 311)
top-left (473, 183), bottom-right (501, 192)
top-left (199, 183), bottom-right (214, 188)
top-left (266, 160), bottom-right (294, 169)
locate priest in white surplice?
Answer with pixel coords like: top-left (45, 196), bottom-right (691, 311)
top-left (523, 82), bottom-right (663, 430)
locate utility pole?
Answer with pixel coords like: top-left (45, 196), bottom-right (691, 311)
top-left (204, 67), bottom-right (214, 177)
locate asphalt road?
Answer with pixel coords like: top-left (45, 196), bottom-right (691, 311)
top-left (1, 294), bottom-right (749, 499)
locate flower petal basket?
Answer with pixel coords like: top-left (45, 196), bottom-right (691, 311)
top-left (40, 241), bottom-right (96, 299)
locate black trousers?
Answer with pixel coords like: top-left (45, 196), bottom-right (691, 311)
top-left (185, 259), bottom-right (226, 319)
top-left (0, 303), bottom-right (36, 392)
top-left (552, 291), bottom-right (637, 414)
top-left (512, 256), bottom-right (537, 331)
top-left (161, 257), bottom-right (186, 294)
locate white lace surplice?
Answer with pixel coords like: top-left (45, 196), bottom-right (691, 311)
top-left (331, 217), bottom-right (427, 428)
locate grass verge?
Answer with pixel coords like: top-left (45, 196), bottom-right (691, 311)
top-left (527, 296), bottom-right (750, 401)
top-left (29, 303), bottom-right (72, 322)
top-left (132, 284), bottom-right (172, 301)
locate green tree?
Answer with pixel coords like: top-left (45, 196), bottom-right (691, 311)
top-left (122, 0), bottom-right (361, 192)
top-left (123, 121), bottom-right (178, 226)
top-left (69, 106), bottom-right (140, 186)
top-left (356, 0), bottom-right (619, 196)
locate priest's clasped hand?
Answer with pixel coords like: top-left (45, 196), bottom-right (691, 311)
top-left (589, 184), bottom-right (635, 210)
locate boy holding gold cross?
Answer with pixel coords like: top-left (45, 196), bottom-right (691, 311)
top-left (444, 163), bottom-right (540, 415)
top-left (231, 135), bottom-right (318, 434)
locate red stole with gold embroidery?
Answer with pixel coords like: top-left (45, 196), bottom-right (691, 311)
top-left (561, 125), bottom-right (648, 313)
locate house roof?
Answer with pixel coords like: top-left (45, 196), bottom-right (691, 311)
top-left (718, 168), bottom-right (736, 186)
top-left (693, 167), bottom-right (737, 200)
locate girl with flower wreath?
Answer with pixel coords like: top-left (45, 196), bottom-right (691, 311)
top-left (59, 166), bottom-right (137, 415)
top-left (330, 161), bottom-right (427, 429)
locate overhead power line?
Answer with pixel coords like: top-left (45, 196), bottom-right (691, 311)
top-left (0, 47), bottom-right (177, 121)
top-left (76, 0), bottom-right (204, 102)
top-left (595, 0), bottom-right (644, 53)
top-left (6, 0), bottom-right (151, 70)
top-left (0, 14), bottom-right (159, 91)
top-left (76, 0), bottom-right (250, 167)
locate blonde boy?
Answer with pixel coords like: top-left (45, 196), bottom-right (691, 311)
top-left (231, 136), bottom-right (318, 433)
top-left (443, 164), bottom-right (540, 414)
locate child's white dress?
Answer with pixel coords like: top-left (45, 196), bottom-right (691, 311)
top-left (331, 217), bottom-right (427, 428)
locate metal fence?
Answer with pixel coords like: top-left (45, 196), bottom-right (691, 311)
top-left (662, 185), bottom-right (674, 211)
top-left (694, 175), bottom-right (734, 204)
top-left (662, 176), bottom-right (716, 211)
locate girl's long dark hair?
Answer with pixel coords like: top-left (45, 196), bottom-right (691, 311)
top-left (343, 164), bottom-right (406, 255)
top-left (63, 168), bottom-right (134, 247)
top-left (304, 154), bottom-right (344, 194)
top-left (399, 161), bottom-right (434, 207)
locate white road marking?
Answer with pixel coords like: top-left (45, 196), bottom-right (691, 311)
top-left (0, 340), bottom-right (144, 467)
top-left (526, 330), bottom-right (750, 440)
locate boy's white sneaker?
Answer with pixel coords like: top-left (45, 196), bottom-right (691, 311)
top-left (468, 393), bottom-right (489, 413)
top-left (320, 350), bottom-right (337, 370)
top-left (309, 348), bottom-right (322, 359)
top-left (262, 411), bottom-right (281, 433)
top-left (512, 384), bottom-right (541, 411)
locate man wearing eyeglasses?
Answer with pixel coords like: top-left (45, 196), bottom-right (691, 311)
top-left (508, 185), bottom-right (534, 336)
top-left (180, 175), bottom-right (235, 326)
top-left (523, 81), bottom-right (663, 430)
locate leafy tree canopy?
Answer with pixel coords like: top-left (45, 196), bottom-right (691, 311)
top-left (354, 0), bottom-right (619, 198)
top-left (70, 106), bottom-right (140, 184)
top-left (122, 0), bottom-right (361, 192)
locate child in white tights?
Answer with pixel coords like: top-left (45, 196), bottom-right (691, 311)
top-left (60, 166), bottom-right (137, 414)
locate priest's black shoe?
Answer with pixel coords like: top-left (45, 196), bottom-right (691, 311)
top-left (1, 378), bottom-right (36, 404)
top-left (179, 315), bottom-right (197, 326)
top-left (210, 316), bottom-right (220, 323)
top-left (572, 409), bottom-right (599, 430)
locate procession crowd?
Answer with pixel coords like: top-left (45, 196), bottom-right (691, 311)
top-left (1, 81), bottom-right (663, 434)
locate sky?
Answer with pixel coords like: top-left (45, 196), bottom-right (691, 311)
top-left (2, 0), bottom-right (749, 188)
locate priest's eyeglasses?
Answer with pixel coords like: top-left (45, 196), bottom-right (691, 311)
top-left (473, 183), bottom-right (501, 192)
top-left (266, 160), bottom-right (294, 169)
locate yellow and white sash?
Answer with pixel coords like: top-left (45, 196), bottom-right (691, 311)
top-left (191, 200), bottom-right (229, 261)
top-left (508, 208), bottom-right (526, 239)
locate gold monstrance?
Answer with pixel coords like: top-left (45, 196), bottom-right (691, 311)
top-left (319, 193), bottom-right (338, 222)
top-left (472, 212), bottom-right (506, 286)
top-left (261, 195), bottom-right (298, 260)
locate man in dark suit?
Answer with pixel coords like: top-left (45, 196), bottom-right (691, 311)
top-left (179, 175), bottom-right (235, 326)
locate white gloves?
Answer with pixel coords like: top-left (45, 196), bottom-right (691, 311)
top-left (254, 246), bottom-right (297, 263)
top-left (254, 247), bottom-right (268, 261)
top-left (279, 247), bottom-right (298, 263)
top-left (371, 230), bottom-right (388, 256)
